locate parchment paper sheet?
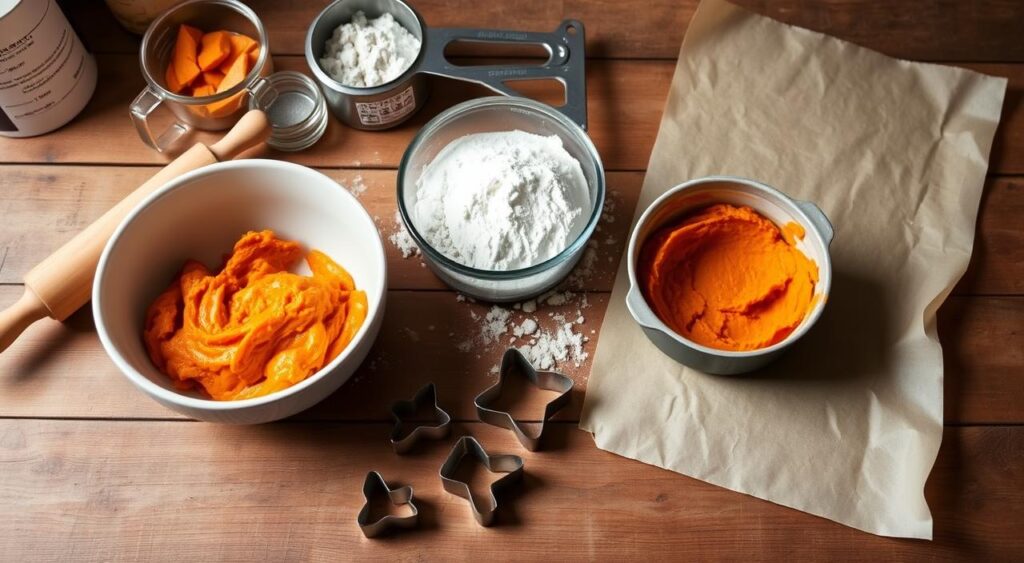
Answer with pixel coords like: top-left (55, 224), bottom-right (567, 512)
top-left (579, 0), bottom-right (1006, 539)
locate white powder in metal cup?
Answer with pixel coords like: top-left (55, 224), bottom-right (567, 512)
top-left (320, 11), bottom-right (421, 88)
top-left (411, 130), bottom-right (590, 270)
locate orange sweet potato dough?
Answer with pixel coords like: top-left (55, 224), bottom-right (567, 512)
top-left (638, 204), bottom-right (819, 352)
top-left (143, 231), bottom-right (368, 401)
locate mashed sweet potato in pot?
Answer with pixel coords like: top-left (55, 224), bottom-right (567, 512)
top-left (638, 204), bottom-right (818, 352)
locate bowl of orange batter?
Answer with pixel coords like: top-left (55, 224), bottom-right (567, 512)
top-left (625, 176), bottom-right (833, 375)
top-left (93, 160), bottom-right (387, 423)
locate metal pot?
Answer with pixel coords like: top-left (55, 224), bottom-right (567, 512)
top-left (625, 176), bottom-right (835, 375)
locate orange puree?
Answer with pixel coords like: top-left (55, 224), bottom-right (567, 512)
top-left (143, 230), bottom-right (368, 401)
top-left (638, 204), bottom-right (818, 351)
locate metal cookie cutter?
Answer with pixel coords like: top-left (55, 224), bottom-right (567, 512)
top-left (390, 383), bottom-right (453, 454)
top-left (475, 348), bottom-right (574, 451)
top-left (439, 436), bottom-right (524, 527)
top-left (306, 0), bottom-right (587, 130)
top-left (357, 471), bottom-right (419, 538)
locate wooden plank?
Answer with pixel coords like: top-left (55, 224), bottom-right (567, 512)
top-left (939, 297), bottom-right (1024, 424)
top-left (2, 165), bottom-right (1021, 295)
top-left (1, 56), bottom-right (1021, 175)
top-left (0, 420), bottom-right (1021, 560)
top-left (976, 63), bottom-right (1024, 179)
top-left (0, 287), bottom-right (605, 421)
top-left (955, 174), bottom-right (1024, 295)
top-left (0, 166), bottom-right (639, 292)
top-left (0, 55), bottom-right (669, 173)
top-left (1, 285), bottom-right (1021, 424)
top-left (68, 0), bottom-right (1024, 62)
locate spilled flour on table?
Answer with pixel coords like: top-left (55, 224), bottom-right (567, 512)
top-left (388, 210), bottom-right (420, 257)
top-left (389, 188), bottom-right (624, 373)
top-left (456, 290), bottom-right (592, 373)
top-left (481, 306), bottom-right (512, 344)
top-left (338, 175), bottom-right (368, 199)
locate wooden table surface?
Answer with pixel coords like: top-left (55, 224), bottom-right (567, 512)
top-left (2, 1), bottom-right (1023, 560)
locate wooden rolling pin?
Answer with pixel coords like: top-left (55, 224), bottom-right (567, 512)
top-left (0, 109), bottom-right (271, 354)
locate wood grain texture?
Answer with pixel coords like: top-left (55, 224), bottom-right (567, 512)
top-left (0, 55), bottom-right (668, 172)
top-left (1, 420), bottom-right (1022, 560)
top-left (1, 286), bottom-right (1020, 425)
top-left (1, 2), bottom-right (1018, 557)
top-left (0, 286), bottom-right (605, 421)
top-left (955, 175), bottom-right (1024, 295)
top-left (0, 56), bottom-right (1021, 174)
top-left (939, 297), bottom-right (1024, 424)
top-left (1, 166), bottom-right (1020, 294)
top-left (0, 167), bottom-right (636, 292)
top-left (68, 0), bottom-right (1024, 62)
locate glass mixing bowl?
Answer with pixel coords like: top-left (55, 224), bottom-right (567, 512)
top-left (397, 96), bottom-right (605, 302)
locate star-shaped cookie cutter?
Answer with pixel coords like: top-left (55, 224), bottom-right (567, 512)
top-left (389, 383), bottom-right (452, 454)
top-left (474, 348), bottom-right (574, 451)
top-left (356, 471), bottom-right (419, 538)
top-left (439, 436), bottom-right (524, 527)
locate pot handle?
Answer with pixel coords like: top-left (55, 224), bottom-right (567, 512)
top-left (794, 200), bottom-right (835, 246)
top-left (130, 86), bottom-right (190, 153)
top-left (420, 20), bottom-right (588, 130)
top-left (626, 283), bottom-right (662, 332)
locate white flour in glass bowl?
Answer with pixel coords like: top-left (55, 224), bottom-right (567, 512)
top-left (410, 130), bottom-right (591, 271)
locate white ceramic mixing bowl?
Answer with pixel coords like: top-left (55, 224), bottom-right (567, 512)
top-left (93, 160), bottom-right (387, 423)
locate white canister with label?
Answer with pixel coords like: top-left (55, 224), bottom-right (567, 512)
top-left (0, 0), bottom-right (98, 137)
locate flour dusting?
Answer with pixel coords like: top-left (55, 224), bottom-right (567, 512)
top-left (320, 11), bottom-right (421, 88)
top-left (410, 131), bottom-right (590, 271)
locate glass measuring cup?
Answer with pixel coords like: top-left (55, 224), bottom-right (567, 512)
top-left (130, 0), bottom-right (273, 152)
top-left (305, 0), bottom-right (588, 131)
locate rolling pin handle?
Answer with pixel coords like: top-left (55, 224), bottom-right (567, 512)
top-left (2, 109), bottom-right (271, 356)
top-left (0, 290), bottom-right (49, 354)
top-left (209, 109), bottom-right (271, 161)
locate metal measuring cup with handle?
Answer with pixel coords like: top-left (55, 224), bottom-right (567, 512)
top-left (305, 0), bottom-right (588, 131)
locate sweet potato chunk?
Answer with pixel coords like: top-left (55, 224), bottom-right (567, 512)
top-left (219, 34), bottom-right (259, 73)
top-left (172, 24), bottom-right (203, 87)
top-left (180, 24), bottom-right (203, 44)
top-left (165, 25), bottom-right (259, 110)
top-left (217, 50), bottom-right (250, 93)
top-left (198, 31), bottom-right (232, 71)
top-left (192, 84), bottom-right (216, 97)
top-left (205, 53), bottom-right (250, 117)
top-left (165, 60), bottom-right (186, 93)
top-left (202, 71), bottom-right (224, 89)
